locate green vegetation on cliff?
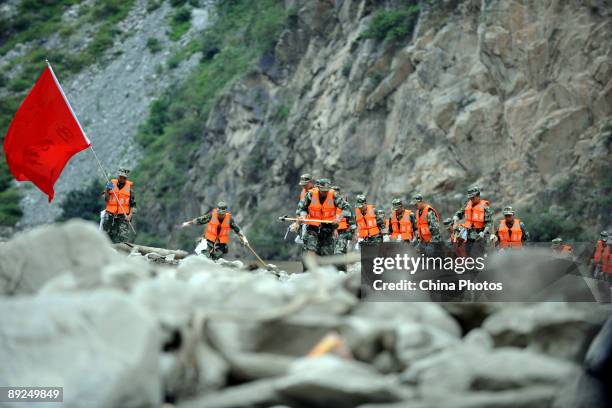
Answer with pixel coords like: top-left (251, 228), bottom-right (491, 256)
top-left (359, 2), bottom-right (420, 44)
top-left (133, 0), bottom-right (289, 248)
top-left (0, 0), bottom-right (135, 226)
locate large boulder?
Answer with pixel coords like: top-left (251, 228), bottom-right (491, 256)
top-left (553, 316), bottom-right (612, 408)
top-left (402, 345), bottom-right (579, 398)
top-left (275, 356), bottom-right (414, 408)
top-left (482, 303), bottom-right (607, 361)
top-left (178, 377), bottom-right (283, 408)
top-left (0, 290), bottom-right (161, 408)
top-left (357, 386), bottom-right (558, 408)
top-left (0, 220), bottom-right (116, 295)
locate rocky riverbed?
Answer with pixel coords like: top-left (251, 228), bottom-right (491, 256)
top-left (0, 220), bottom-right (610, 408)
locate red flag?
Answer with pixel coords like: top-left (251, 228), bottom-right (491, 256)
top-left (2, 66), bottom-right (90, 202)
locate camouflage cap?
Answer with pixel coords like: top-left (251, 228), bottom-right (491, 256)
top-left (392, 198), bottom-right (403, 208)
top-left (443, 217), bottom-right (453, 226)
top-left (376, 209), bottom-right (385, 217)
top-left (330, 185), bottom-right (341, 192)
top-left (356, 194), bottom-right (367, 204)
top-left (551, 237), bottom-right (563, 244)
top-left (217, 201), bottom-right (228, 210)
top-left (410, 193), bottom-right (423, 205)
top-left (467, 186), bottom-right (481, 197)
top-left (503, 206), bottom-right (515, 215)
top-left (118, 167), bottom-right (131, 177)
top-left (316, 178), bottom-right (331, 188)
top-left (299, 173), bottom-right (313, 186)
top-left (601, 230), bottom-right (608, 238)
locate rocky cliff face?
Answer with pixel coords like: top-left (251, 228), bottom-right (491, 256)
top-left (150, 0), bottom-right (611, 250)
top-left (6, 0), bottom-right (211, 226)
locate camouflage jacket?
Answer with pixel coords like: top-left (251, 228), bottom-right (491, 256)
top-left (417, 207), bottom-right (441, 243)
top-left (104, 182), bottom-right (136, 210)
top-left (495, 220), bottom-right (530, 242)
top-left (355, 205), bottom-right (386, 234)
top-left (297, 190), bottom-right (355, 228)
top-left (454, 199), bottom-right (493, 238)
top-left (193, 211), bottom-right (241, 234)
top-left (385, 211), bottom-right (417, 236)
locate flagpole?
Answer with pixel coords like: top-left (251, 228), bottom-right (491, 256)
top-left (45, 59), bottom-right (137, 235)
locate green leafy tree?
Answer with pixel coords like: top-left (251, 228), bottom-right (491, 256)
top-left (58, 179), bottom-right (105, 222)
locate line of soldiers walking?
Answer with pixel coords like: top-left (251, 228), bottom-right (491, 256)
top-left (289, 174), bottom-right (529, 258)
top-left (99, 167), bottom-right (611, 279)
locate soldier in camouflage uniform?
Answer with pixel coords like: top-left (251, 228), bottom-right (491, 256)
top-left (331, 185), bottom-right (354, 256)
top-left (295, 173), bottom-right (315, 245)
top-left (551, 237), bottom-right (574, 260)
top-left (412, 194), bottom-right (441, 249)
top-left (102, 167), bottom-right (135, 243)
top-left (494, 206), bottom-right (529, 249)
top-left (293, 179), bottom-right (354, 257)
top-left (355, 194), bottom-right (385, 245)
top-left (385, 198), bottom-right (417, 244)
top-left (181, 201), bottom-right (248, 260)
top-left (331, 185), bottom-right (355, 272)
top-left (453, 186), bottom-right (492, 257)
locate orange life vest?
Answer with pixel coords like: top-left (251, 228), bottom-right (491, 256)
top-left (356, 205), bottom-right (380, 238)
top-left (306, 189), bottom-right (336, 226)
top-left (593, 240), bottom-right (605, 264)
top-left (497, 219), bottom-right (523, 248)
top-left (204, 209), bottom-right (231, 244)
top-left (389, 209), bottom-right (414, 241)
top-left (463, 199), bottom-right (489, 229)
top-left (336, 208), bottom-right (348, 231)
top-left (602, 246), bottom-right (612, 274)
top-left (105, 179), bottom-right (132, 215)
top-left (416, 205), bottom-right (439, 243)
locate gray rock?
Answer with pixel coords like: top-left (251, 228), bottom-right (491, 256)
top-left (402, 346), bottom-right (579, 398)
top-left (224, 351), bottom-right (294, 381)
top-left (352, 302), bottom-right (462, 338)
top-left (0, 290), bottom-right (161, 408)
top-left (275, 356), bottom-right (413, 407)
top-left (358, 386), bottom-right (557, 408)
top-left (100, 257), bottom-right (153, 291)
top-left (482, 303), bottom-right (606, 362)
top-left (178, 377), bottom-right (283, 408)
top-left (0, 220), bottom-right (115, 295)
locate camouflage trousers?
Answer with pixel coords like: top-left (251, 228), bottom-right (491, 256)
top-left (205, 240), bottom-right (228, 261)
top-left (303, 226), bottom-right (335, 256)
top-left (334, 231), bottom-right (353, 272)
top-left (362, 235), bottom-right (383, 244)
top-left (334, 231), bottom-right (353, 255)
top-left (102, 213), bottom-right (131, 244)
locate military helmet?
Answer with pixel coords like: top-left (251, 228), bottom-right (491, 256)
top-left (443, 217), bottom-right (453, 226)
top-left (392, 198), bottom-right (403, 209)
top-left (503, 206), bottom-right (515, 215)
top-left (299, 173), bottom-right (313, 186)
top-left (356, 194), bottom-right (367, 204)
top-left (601, 231), bottom-right (608, 239)
top-left (376, 209), bottom-right (385, 219)
top-left (118, 167), bottom-right (131, 177)
top-left (217, 201), bottom-right (228, 210)
top-left (330, 185), bottom-right (341, 192)
top-left (551, 237), bottom-right (563, 244)
top-left (410, 193), bottom-right (423, 205)
top-left (467, 186), bottom-right (481, 198)
top-left (316, 178), bottom-right (331, 189)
